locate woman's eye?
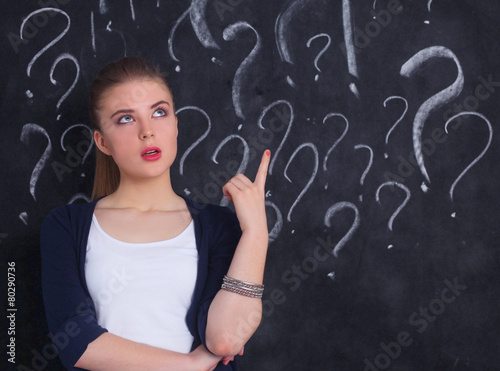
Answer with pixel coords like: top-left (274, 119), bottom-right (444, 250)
top-left (153, 108), bottom-right (166, 117)
top-left (118, 115), bottom-right (134, 124)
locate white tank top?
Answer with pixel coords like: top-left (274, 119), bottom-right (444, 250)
top-left (85, 214), bottom-right (198, 353)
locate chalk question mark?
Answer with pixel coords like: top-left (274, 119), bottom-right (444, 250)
top-left (353, 144), bottom-right (374, 202)
top-left (20, 124), bottom-right (52, 201)
top-left (50, 53), bottom-right (80, 111)
top-left (60, 124), bottom-right (94, 168)
top-left (20, 8), bottom-right (70, 77)
top-left (306, 33), bottom-right (331, 81)
top-left (400, 46), bottom-right (464, 191)
top-left (284, 143), bottom-right (319, 222)
top-left (324, 201), bottom-right (360, 259)
top-left (177, 106), bottom-right (212, 176)
top-left (168, 7), bottom-right (190, 71)
top-left (383, 96), bottom-right (408, 159)
top-left (321, 113), bottom-right (349, 190)
top-left (444, 111), bottom-right (493, 202)
top-left (322, 113), bottom-right (349, 173)
top-left (223, 21), bottom-right (262, 120)
top-left (375, 181), bottom-right (411, 232)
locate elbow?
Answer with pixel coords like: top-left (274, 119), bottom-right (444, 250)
top-left (206, 337), bottom-right (246, 357)
top-left (206, 315), bottom-right (262, 357)
top-left (206, 300), bottom-right (263, 356)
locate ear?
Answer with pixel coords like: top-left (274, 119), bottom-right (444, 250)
top-left (94, 130), bottom-right (112, 156)
top-left (175, 115), bottom-right (178, 138)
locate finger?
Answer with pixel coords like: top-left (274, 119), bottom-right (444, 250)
top-left (222, 177), bottom-right (249, 201)
top-left (223, 172), bottom-right (258, 202)
top-left (254, 150), bottom-right (271, 187)
top-left (228, 174), bottom-right (253, 189)
top-left (222, 183), bottom-right (234, 202)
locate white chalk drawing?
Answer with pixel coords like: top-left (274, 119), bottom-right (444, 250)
top-left (383, 96), bottom-right (408, 158)
top-left (20, 124), bottom-right (53, 201)
top-left (168, 7), bottom-right (190, 63)
top-left (275, 0), bottom-right (315, 86)
top-left (257, 100), bottom-right (294, 175)
top-left (322, 113), bottom-right (349, 172)
top-left (99, 0), bottom-right (108, 14)
top-left (60, 124), bottom-right (94, 165)
top-left (444, 112), bottom-right (493, 201)
top-left (354, 144), bottom-right (374, 202)
top-left (324, 201), bottom-right (360, 257)
top-left (306, 33), bottom-right (331, 81)
top-left (129, 0), bottom-right (136, 21)
top-left (49, 53), bottom-right (80, 110)
top-left (400, 46), bottom-right (464, 186)
top-left (68, 193), bottom-right (91, 204)
top-left (177, 106), bottom-right (212, 176)
top-left (284, 143), bottom-right (319, 222)
top-left (223, 22), bottom-right (262, 120)
top-left (20, 8), bottom-right (70, 77)
top-left (376, 181), bottom-right (411, 232)
top-left (266, 201), bottom-right (283, 243)
top-left (191, 0), bottom-right (220, 49)
top-left (343, 0), bottom-right (359, 97)
top-left (212, 134), bottom-right (250, 206)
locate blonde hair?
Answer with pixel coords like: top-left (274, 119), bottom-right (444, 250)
top-left (88, 56), bottom-right (172, 200)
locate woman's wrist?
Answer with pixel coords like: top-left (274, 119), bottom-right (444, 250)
top-left (185, 351), bottom-right (197, 369)
top-left (240, 227), bottom-right (269, 244)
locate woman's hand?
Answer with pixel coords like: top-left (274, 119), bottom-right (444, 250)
top-left (189, 345), bottom-right (223, 371)
top-left (222, 150), bottom-right (270, 235)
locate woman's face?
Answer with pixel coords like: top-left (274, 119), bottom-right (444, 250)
top-left (94, 79), bottom-right (178, 181)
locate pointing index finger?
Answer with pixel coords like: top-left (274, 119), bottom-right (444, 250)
top-left (255, 149), bottom-right (271, 187)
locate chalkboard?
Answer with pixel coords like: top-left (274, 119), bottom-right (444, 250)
top-left (1, 1), bottom-right (500, 370)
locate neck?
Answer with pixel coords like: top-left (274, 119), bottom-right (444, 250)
top-left (107, 171), bottom-right (184, 211)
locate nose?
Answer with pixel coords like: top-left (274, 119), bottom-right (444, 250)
top-left (139, 120), bottom-right (155, 139)
top-left (141, 130), bottom-right (154, 139)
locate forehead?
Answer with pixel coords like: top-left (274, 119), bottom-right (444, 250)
top-left (101, 79), bottom-right (172, 110)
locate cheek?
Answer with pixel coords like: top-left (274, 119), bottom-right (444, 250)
top-left (163, 125), bottom-right (178, 142)
top-left (106, 133), bottom-right (132, 155)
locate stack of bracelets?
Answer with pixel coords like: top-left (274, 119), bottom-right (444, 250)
top-left (221, 275), bottom-right (264, 299)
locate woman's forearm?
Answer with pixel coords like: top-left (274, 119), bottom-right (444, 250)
top-left (205, 229), bottom-right (269, 356)
top-left (207, 150), bottom-right (271, 357)
top-left (75, 333), bottom-right (213, 370)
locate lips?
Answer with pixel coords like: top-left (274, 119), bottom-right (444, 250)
top-left (141, 146), bottom-right (162, 161)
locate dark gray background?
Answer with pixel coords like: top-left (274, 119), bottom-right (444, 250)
top-left (1, 1), bottom-right (499, 370)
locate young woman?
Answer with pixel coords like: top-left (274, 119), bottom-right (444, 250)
top-left (41, 56), bottom-right (270, 370)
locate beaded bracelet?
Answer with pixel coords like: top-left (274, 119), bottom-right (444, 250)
top-left (221, 275), bottom-right (264, 299)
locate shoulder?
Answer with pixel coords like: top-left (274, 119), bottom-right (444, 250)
top-left (41, 199), bottom-right (98, 238)
top-left (43, 201), bottom-right (94, 225)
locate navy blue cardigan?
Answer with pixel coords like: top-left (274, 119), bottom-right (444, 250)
top-left (40, 196), bottom-right (241, 370)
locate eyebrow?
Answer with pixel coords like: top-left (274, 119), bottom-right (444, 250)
top-left (110, 100), bottom-right (171, 119)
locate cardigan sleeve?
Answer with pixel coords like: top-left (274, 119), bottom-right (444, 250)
top-left (197, 206), bottom-right (242, 370)
top-left (40, 206), bottom-right (107, 370)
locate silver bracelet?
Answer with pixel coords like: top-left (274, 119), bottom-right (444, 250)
top-left (221, 275), bottom-right (264, 298)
